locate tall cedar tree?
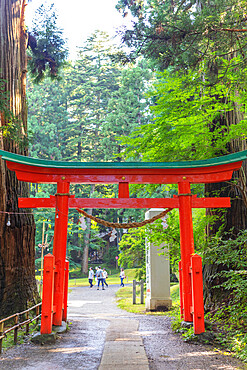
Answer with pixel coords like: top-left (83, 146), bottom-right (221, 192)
top-left (27, 4), bottom-right (68, 83)
top-left (0, 0), bottom-right (38, 317)
top-left (102, 59), bottom-right (153, 161)
top-left (66, 31), bottom-right (121, 273)
top-left (116, 0), bottom-right (247, 309)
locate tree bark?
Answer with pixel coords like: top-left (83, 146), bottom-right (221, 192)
top-left (203, 107), bottom-right (247, 311)
top-left (0, 0), bottom-right (38, 318)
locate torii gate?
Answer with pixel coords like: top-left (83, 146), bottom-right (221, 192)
top-left (0, 149), bottom-right (246, 335)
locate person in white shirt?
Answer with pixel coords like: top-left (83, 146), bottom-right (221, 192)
top-left (103, 268), bottom-right (108, 287)
top-left (120, 268), bottom-right (126, 287)
top-left (95, 266), bottom-right (98, 284)
top-left (88, 267), bottom-right (94, 288)
top-left (96, 266), bottom-right (104, 290)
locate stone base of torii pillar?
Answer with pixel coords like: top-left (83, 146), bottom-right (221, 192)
top-left (145, 208), bottom-right (172, 311)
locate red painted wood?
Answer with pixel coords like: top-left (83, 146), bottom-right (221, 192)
top-left (191, 196), bottom-right (230, 208)
top-left (13, 170), bottom-right (235, 184)
top-left (191, 254), bottom-right (205, 334)
top-left (18, 196), bottom-right (231, 209)
top-left (178, 182), bottom-right (194, 323)
top-left (7, 160), bottom-right (241, 184)
top-left (19, 196), bottom-right (56, 208)
top-left (52, 182), bottom-right (70, 326)
top-left (40, 254), bottom-right (55, 334)
top-left (118, 182), bottom-right (129, 198)
top-left (178, 261), bottom-right (184, 320)
top-left (62, 260), bottom-right (69, 322)
top-left (7, 160), bottom-right (242, 175)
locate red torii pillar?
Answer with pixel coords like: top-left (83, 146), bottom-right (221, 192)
top-left (52, 182), bottom-right (70, 325)
top-left (178, 181), bottom-right (195, 323)
top-left (1, 149), bottom-right (246, 335)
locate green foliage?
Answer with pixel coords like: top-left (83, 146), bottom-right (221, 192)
top-left (229, 332), bottom-right (247, 362)
top-left (206, 321), bottom-right (247, 362)
top-left (1, 316), bottom-right (40, 351)
top-left (118, 208), bottom-right (209, 279)
top-left (204, 230), bottom-right (247, 326)
top-left (181, 326), bottom-right (197, 342)
top-left (65, 31), bottom-right (121, 162)
top-left (28, 4), bottom-right (68, 83)
top-left (102, 59), bottom-right (153, 160)
top-left (122, 60), bottom-right (247, 162)
top-left (203, 229), bottom-right (247, 362)
top-left (116, 0), bottom-right (247, 71)
top-left (27, 70), bottom-right (69, 160)
top-left (103, 243), bottom-right (119, 266)
top-left (118, 227), bottom-right (146, 279)
top-left (151, 208), bottom-right (209, 269)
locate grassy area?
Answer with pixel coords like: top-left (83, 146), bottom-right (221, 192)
top-left (116, 283), bottom-right (180, 315)
top-left (1, 320), bottom-right (39, 352)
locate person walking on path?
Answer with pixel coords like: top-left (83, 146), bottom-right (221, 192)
top-left (88, 267), bottom-right (94, 288)
top-left (96, 266), bottom-right (104, 290)
top-left (120, 268), bottom-right (126, 287)
top-left (95, 266), bottom-right (98, 285)
top-left (103, 268), bottom-right (108, 287)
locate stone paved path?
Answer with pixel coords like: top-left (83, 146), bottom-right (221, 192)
top-left (0, 284), bottom-right (246, 369)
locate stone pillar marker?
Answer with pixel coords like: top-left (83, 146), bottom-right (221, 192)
top-left (145, 208), bottom-right (172, 311)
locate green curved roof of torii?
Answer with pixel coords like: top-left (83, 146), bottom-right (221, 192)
top-left (0, 149), bottom-right (247, 169)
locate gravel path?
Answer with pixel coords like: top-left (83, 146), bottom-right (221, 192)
top-left (0, 284), bottom-right (246, 369)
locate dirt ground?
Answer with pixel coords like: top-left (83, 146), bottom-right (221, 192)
top-left (0, 284), bottom-right (246, 369)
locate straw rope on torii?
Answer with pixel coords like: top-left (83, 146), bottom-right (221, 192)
top-left (76, 207), bottom-right (172, 229)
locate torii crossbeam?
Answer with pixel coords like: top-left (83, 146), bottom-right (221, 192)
top-left (1, 149), bottom-right (246, 335)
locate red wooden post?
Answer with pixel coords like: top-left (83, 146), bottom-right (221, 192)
top-left (118, 182), bottom-right (129, 198)
top-left (41, 254), bottom-right (55, 334)
top-left (62, 260), bottom-right (69, 322)
top-left (178, 181), bottom-right (194, 323)
top-left (52, 182), bottom-right (70, 326)
top-left (191, 254), bottom-right (205, 334)
top-left (178, 261), bottom-right (184, 319)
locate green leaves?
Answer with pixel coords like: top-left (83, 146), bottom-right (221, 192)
top-left (28, 4), bottom-right (68, 83)
top-left (118, 227), bottom-right (146, 279)
top-left (102, 59), bottom-right (153, 161)
top-left (121, 57), bottom-right (247, 162)
top-left (204, 230), bottom-right (247, 343)
top-left (116, 0), bottom-right (247, 71)
top-left (118, 207), bottom-right (208, 277)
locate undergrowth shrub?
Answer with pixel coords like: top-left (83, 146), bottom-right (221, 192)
top-left (204, 229), bottom-right (247, 361)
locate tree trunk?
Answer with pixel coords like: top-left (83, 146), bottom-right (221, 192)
top-left (203, 108), bottom-right (247, 311)
top-left (0, 0), bottom-right (38, 318)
